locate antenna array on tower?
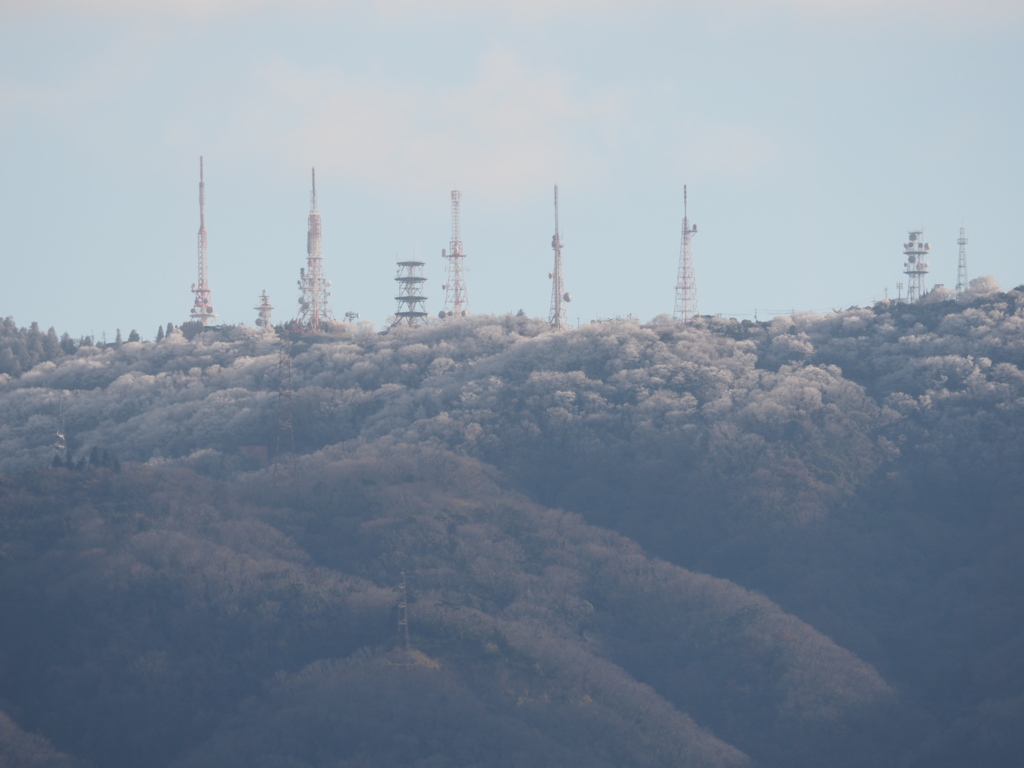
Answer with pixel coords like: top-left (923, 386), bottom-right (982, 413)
top-left (255, 290), bottom-right (274, 331)
top-left (440, 190), bottom-right (469, 318)
top-left (673, 185), bottom-right (699, 323)
top-left (548, 185), bottom-right (572, 330)
top-left (293, 168), bottom-right (336, 333)
top-left (902, 230), bottom-right (930, 304)
top-left (189, 157), bottom-right (217, 325)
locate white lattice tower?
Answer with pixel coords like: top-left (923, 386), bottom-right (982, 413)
top-left (190, 157), bottom-right (217, 325)
top-left (548, 185), bottom-right (572, 330)
top-left (441, 190), bottom-right (469, 317)
top-left (294, 168), bottom-right (336, 333)
top-left (956, 227), bottom-right (969, 300)
top-left (903, 230), bottom-right (930, 304)
top-left (393, 258), bottom-right (428, 327)
top-left (673, 185), bottom-right (699, 322)
top-left (255, 290), bottom-right (274, 332)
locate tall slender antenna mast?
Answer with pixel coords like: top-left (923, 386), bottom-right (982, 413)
top-left (548, 185), bottom-right (572, 330)
top-left (294, 168), bottom-right (336, 333)
top-left (190, 157), bottom-right (217, 325)
top-left (673, 185), bottom-right (699, 322)
top-left (441, 190), bottom-right (469, 318)
top-left (956, 226), bottom-right (969, 301)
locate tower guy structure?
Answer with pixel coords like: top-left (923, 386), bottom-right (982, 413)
top-left (294, 168), bottom-right (336, 333)
top-left (392, 257), bottom-right (428, 327)
top-left (255, 290), bottom-right (274, 331)
top-left (440, 190), bottom-right (469, 318)
top-left (673, 185), bottom-right (699, 323)
top-left (548, 185), bottom-right (572, 331)
top-left (902, 230), bottom-right (930, 304)
top-left (956, 227), bottom-right (969, 300)
top-left (190, 156), bottom-right (217, 325)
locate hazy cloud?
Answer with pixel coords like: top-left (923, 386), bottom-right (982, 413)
top-left (219, 49), bottom-right (623, 199)
top-left (3, 0), bottom-right (1020, 24)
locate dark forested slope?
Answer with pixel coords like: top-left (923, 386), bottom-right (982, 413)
top-left (2, 290), bottom-right (1023, 766)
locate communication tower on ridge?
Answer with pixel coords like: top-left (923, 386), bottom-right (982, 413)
top-left (440, 190), bottom-right (469, 319)
top-left (255, 290), bottom-right (274, 331)
top-left (956, 227), bottom-right (969, 301)
top-left (392, 257), bottom-right (428, 327)
top-left (673, 185), bottom-right (699, 323)
top-left (548, 185), bottom-right (572, 331)
top-left (902, 229), bottom-right (930, 304)
top-left (190, 157), bottom-right (217, 325)
top-left (293, 168), bottom-right (336, 333)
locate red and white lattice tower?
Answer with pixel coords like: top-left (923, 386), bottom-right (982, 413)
top-left (294, 168), bottom-right (336, 333)
top-left (548, 185), bottom-right (572, 331)
top-left (956, 227), bottom-right (969, 301)
top-left (902, 229), bottom-right (930, 304)
top-left (254, 290), bottom-right (274, 332)
top-left (190, 157), bottom-right (217, 325)
top-left (673, 185), bottom-right (699, 323)
top-left (440, 190), bottom-right (469, 318)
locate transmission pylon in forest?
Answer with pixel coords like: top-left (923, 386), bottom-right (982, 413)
top-left (52, 391), bottom-right (67, 466)
top-left (397, 571), bottom-right (411, 652)
top-left (189, 156), bottom-right (217, 325)
top-left (293, 168), bottom-right (336, 333)
top-left (673, 185), bottom-right (699, 323)
top-left (548, 185), bottom-right (572, 331)
top-left (274, 341), bottom-right (295, 478)
top-left (956, 227), bottom-right (969, 301)
top-left (440, 190), bottom-right (469, 318)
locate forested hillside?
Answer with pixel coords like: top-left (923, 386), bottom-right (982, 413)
top-left (2, 288), bottom-right (1023, 766)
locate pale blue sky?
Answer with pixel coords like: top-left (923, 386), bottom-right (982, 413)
top-left (1, 0), bottom-right (1022, 338)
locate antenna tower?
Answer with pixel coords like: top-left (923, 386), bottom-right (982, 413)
top-left (440, 190), bottom-right (469, 318)
top-left (956, 227), bottom-right (969, 300)
top-left (902, 229), bottom-right (930, 304)
top-left (392, 257), bottom-right (428, 327)
top-left (294, 168), bottom-right (336, 333)
top-left (548, 185), bottom-right (572, 330)
top-left (397, 571), bottom-right (411, 652)
top-left (190, 157), bottom-right (217, 325)
top-left (255, 290), bottom-right (274, 332)
top-left (673, 185), bottom-right (699, 322)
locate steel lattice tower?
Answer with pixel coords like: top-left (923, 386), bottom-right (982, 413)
top-left (441, 190), bottom-right (469, 318)
top-left (190, 157), bottom-right (217, 325)
top-left (255, 290), bottom-right (274, 332)
top-left (956, 227), bottom-right (969, 300)
top-left (294, 168), bottom-right (336, 333)
top-left (673, 185), bottom-right (699, 322)
top-left (548, 185), bottom-right (572, 330)
top-left (393, 258), bottom-right (428, 327)
top-left (902, 230), bottom-right (930, 304)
